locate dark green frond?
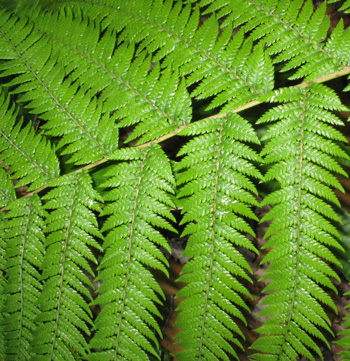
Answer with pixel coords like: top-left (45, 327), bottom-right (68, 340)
top-left (2, 195), bottom-right (46, 361)
top-left (31, 173), bottom-right (102, 361)
top-left (89, 144), bottom-right (175, 361)
top-left (0, 88), bottom-right (59, 191)
top-left (174, 113), bottom-right (262, 361)
top-left (335, 289), bottom-right (350, 360)
top-left (0, 168), bottom-right (15, 208)
top-left (0, 9), bottom-right (118, 165)
top-left (251, 83), bottom-right (348, 360)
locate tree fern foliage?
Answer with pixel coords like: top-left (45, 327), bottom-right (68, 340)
top-left (174, 114), bottom-right (262, 360)
top-left (89, 145), bottom-right (176, 360)
top-left (0, 1), bottom-right (350, 361)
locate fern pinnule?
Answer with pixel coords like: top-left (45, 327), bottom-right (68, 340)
top-left (0, 168), bottom-right (15, 208)
top-left (251, 83), bottom-right (349, 360)
top-left (0, 10), bottom-right (117, 165)
top-left (1, 195), bottom-right (46, 361)
top-left (31, 173), bottom-right (102, 361)
top-left (174, 113), bottom-right (262, 361)
top-left (89, 144), bottom-right (176, 361)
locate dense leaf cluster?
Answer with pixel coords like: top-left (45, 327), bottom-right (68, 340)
top-left (0, 1), bottom-right (350, 360)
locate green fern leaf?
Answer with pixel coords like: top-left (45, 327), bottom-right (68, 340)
top-left (250, 83), bottom-right (348, 359)
top-left (192, 0), bottom-right (350, 82)
top-left (0, 9), bottom-right (117, 165)
top-left (0, 168), bottom-right (16, 208)
top-left (44, 0), bottom-right (274, 111)
top-left (30, 173), bottom-right (102, 361)
top-left (335, 289), bottom-right (350, 360)
top-left (174, 113), bottom-right (262, 360)
top-left (0, 88), bottom-right (59, 191)
top-left (89, 144), bottom-right (175, 361)
top-left (1, 195), bottom-right (46, 361)
top-left (22, 6), bottom-right (192, 145)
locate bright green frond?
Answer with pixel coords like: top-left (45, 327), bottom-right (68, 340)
top-left (23, 6), bottom-right (192, 145)
top-left (31, 173), bottom-right (102, 361)
top-left (90, 144), bottom-right (175, 361)
top-left (48, 0), bottom-right (274, 111)
top-left (1, 195), bottom-right (45, 361)
top-left (174, 113), bottom-right (261, 360)
top-left (335, 289), bottom-right (350, 360)
top-left (0, 168), bottom-right (15, 208)
top-left (191, 0), bottom-right (350, 82)
top-left (251, 83), bottom-right (348, 359)
top-left (0, 88), bottom-right (59, 191)
top-left (0, 9), bottom-right (118, 165)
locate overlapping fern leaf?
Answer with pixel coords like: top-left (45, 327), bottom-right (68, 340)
top-left (20, 5), bottom-right (192, 145)
top-left (0, 168), bottom-right (15, 209)
top-left (0, 9), bottom-right (118, 165)
top-left (189, 0), bottom-right (350, 83)
top-left (0, 87), bottom-right (59, 191)
top-left (250, 83), bottom-right (350, 360)
top-left (335, 289), bottom-right (350, 360)
top-left (89, 144), bottom-right (176, 361)
top-left (30, 173), bottom-right (102, 361)
top-left (1, 195), bottom-right (46, 361)
top-left (34, 0), bottom-right (275, 112)
top-left (0, 168), bottom-right (16, 360)
top-left (174, 114), bottom-right (263, 360)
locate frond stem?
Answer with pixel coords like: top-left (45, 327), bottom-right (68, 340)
top-left (20, 67), bottom-right (350, 199)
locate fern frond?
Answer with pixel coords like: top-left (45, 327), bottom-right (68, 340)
top-left (31, 173), bottom-right (102, 361)
top-left (192, 0), bottom-right (350, 82)
top-left (251, 83), bottom-right (349, 360)
top-left (1, 195), bottom-right (45, 361)
top-left (335, 289), bottom-right (350, 360)
top-left (0, 168), bottom-right (15, 208)
top-left (0, 9), bottom-right (118, 165)
top-left (23, 6), bottom-right (192, 145)
top-left (329, 0), bottom-right (350, 13)
top-left (89, 144), bottom-right (176, 361)
top-left (174, 113), bottom-right (262, 360)
top-left (0, 88), bottom-right (59, 191)
top-left (44, 0), bottom-right (274, 112)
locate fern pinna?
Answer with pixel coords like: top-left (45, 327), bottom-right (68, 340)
top-left (0, 0), bottom-right (350, 361)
